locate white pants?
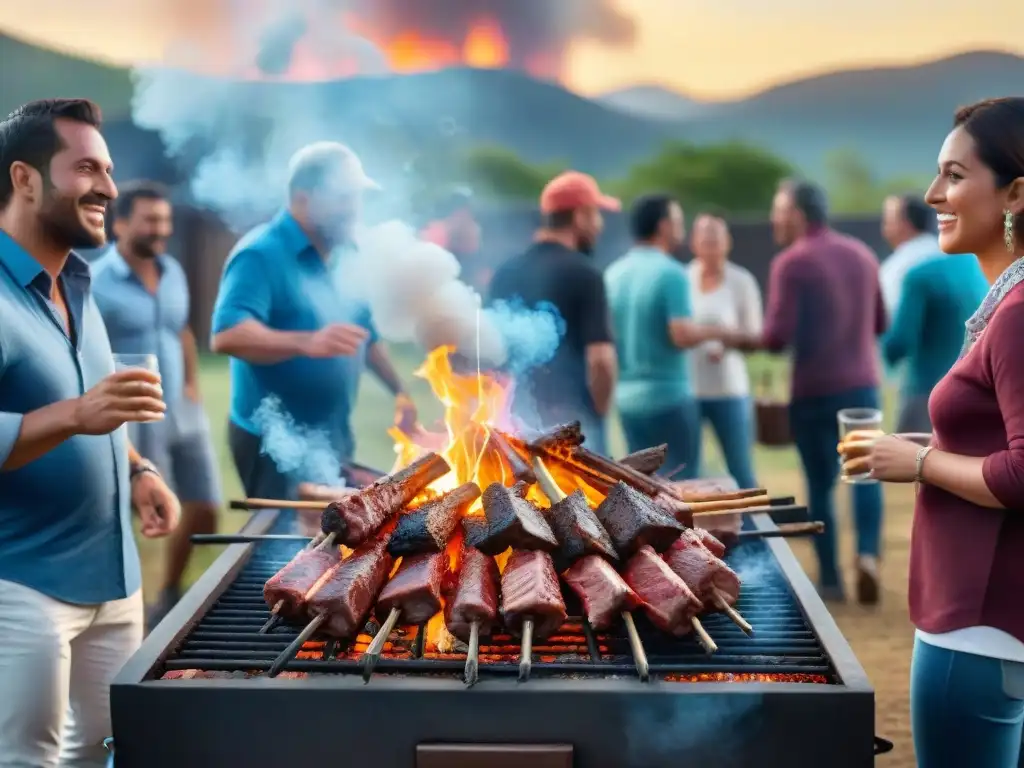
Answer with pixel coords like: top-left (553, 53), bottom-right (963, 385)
top-left (0, 580), bottom-right (143, 768)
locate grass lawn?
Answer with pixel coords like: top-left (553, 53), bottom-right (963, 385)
top-left (138, 346), bottom-right (919, 766)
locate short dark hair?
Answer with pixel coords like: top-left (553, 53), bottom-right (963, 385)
top-left (630, 193), bottom-right (676, 240)
top-left (954, 98), bottom-right (1024, 241)
top-left (545, 210), bottom-right (576, 229)
top-left (780, 179), bottom-right (828, 226)
top-left (0, 99), bottom-right (103, 209)
top-left (114, 180), bottom-right (170, 220)
top-left (900, 195), bottom-right (936, 234)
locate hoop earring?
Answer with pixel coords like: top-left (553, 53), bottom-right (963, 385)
top-left (1006, 210), bottom-right (1016, 253)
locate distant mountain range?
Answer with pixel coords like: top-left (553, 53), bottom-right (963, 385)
top-left (2, 31), bottom-right (1022, 181)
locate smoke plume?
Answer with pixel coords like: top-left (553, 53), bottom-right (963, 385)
top-left (251, 396), bottom-right (346, 486)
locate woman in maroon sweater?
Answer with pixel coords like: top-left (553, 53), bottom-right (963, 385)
top-left (843, 98), bottom-right (1024, 767)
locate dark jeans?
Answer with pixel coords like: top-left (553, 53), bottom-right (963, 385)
top-left (911, 637), bottom-right (1024, 768)
top-left (789, 386), bottom-right (883, 590)
top-left (228, 420), bottom-right (295, 500)
top-left (619, 399), bottom-right (701, 480)
top-left (695, 397), bottom-right (758, 489)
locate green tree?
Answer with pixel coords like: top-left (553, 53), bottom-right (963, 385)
top-left (459, 146), bottom-right (566, 201)
top-left (823, 147), bottom-right (932, 214)
top-left (613, 140), bottom-right (794, 215)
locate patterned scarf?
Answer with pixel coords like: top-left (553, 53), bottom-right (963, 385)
top-left (960, 256), bottom-right (1024, 358)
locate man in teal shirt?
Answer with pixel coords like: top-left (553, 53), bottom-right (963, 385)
top-left (881, 252), bottom-right (988, 432)
top-left (605, 195), bottom-right (746, 477)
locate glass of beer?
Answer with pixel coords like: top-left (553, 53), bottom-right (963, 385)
top-left (113, 353), bottom-right (163, 423)
top-left (838, 408), bottom-right (883, 483)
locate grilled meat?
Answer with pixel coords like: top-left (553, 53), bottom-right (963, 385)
top-left (263, 546), bottom-right (342, 622)
top-left (474, 482), bottom-right (558, 556)
top-left (445, 545), bottom-right (501, 642)
top-left (664, 530), bottom-right (741, 606)
top-left (321, 452), bottom-right (450, 546)
top-left (500, 550), bottom-right (567, 641)
top-left (376, 551), bottom-right (448, 625)
top-left (623, 545), bottom-right (703, 637)
top-left (594, 482), bottom-right (684, 556)
top-left (546, 490), bottom-right (617, 572)
top-left (562, 555), bottom-right (640, 630)
top-left (693, 528), bottom-right (727, 559)
top-left (618, 444), bottom-right (667, 475)
top-left (389, 482), bottom-right (480, 557)
top-left (306, 528), bottom-right (394, 639)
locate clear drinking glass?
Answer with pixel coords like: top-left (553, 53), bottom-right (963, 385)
top-left (112, 353), bottom-right (163, 423)
top-left (838, 407), bottom-right (883, 484)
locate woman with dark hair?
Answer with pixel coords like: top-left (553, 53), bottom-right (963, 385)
top-left (842, 98), bottom-right (1024, 766)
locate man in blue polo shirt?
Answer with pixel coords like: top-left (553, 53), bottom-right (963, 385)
top-left (0, 99), bottom-right (180, 765)
top-left (212, 142), bottom-right (416, 498)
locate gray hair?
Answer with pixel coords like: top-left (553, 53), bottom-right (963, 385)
top-left (286, 141), bottom-right (378, 198)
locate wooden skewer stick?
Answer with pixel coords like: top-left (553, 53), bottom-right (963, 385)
top-left (230, 498), bottom-right (327, 511)
top-left (712, 588), bottom-right (753, 635)
top-left (736, 522), bottom-right (825, 541)
top-left (691, 617), bottom-right (717, 654)
top-left (530, 455), bottom-right (649, 682)
top-left (686, 495), bottom-right (771, 513)
top-left (518, 618), bottom-right (534, 682)
top-left (690, 504), bottom-right (778, 520)
top-left (267, 613), bottom-right (326, 678)
top-left (360, 606), bottom-right (402, 682)
top-left (260, 533), bottom-right (337, 635)
top-left (464, 621), bottom-right (481, 688)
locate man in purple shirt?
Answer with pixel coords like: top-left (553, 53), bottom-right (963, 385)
top-left (763, 180), bottom-right (887, 604)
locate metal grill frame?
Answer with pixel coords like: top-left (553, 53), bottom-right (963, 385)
top-left (111, 510), bottom-right (875, 767)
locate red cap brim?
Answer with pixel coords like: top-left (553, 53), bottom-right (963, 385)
top-left (597, 194), bottom-right (622, 212)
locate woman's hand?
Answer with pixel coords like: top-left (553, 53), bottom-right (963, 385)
top-left (839, 431), bottom-right (920, 483)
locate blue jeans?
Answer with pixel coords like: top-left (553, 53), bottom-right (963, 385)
top-left (789, 386), bottom-right (883, 590)
top-left (619, 399), bottom-right (701, 480)
top-left (696, 397), bottom-right (758, 489)
top-left (911, 637), bottom-right (1024, 767)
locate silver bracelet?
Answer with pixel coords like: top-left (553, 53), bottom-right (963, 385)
top-left (915, 446), bottom-right (933, 485)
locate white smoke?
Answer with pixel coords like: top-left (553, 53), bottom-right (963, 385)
top-left (251, 396), bottom-right (346, 486)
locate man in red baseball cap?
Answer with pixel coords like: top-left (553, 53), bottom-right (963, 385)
top-left (488, 171), bottom-right (621, 455)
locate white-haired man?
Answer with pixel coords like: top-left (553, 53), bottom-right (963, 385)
top-left (211, 142), bottom-right (416, 498)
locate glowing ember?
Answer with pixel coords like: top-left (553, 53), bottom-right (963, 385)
top-left (663, 673), bottom-right (830, 684)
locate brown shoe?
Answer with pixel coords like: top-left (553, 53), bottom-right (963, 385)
top-left (856, 556), bottom-right (880, 606)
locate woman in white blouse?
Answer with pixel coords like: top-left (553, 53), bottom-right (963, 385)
top-left (688, 214), bottom-right (762, 489)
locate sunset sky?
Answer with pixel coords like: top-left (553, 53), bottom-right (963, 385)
top-left (2, 0), bottom-right (1022, 99)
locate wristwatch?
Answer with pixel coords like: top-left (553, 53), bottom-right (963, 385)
top-left (130, 458), bottom-right (160, 482)
top-left (914, 446), bottom-right (933, 485)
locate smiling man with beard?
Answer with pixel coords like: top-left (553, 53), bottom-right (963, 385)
top-left (0, 99), bottom-right (180, 765)
top-left (91, 181), bottom-right (223, 629)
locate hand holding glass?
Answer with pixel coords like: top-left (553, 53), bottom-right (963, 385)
top-left (112, 354), bottom-right (164, 424)
top-left (837, 408), bottom-right (883, 483)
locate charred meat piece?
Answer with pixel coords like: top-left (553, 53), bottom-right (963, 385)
top-left (623, 545), bottom-right (703, 637)
top-left (389, 482), bottom-right (481, 557)
top-left (594, 482), bottom-right (684, 556)
top-left (445, 545), bottom-right (501, 642)
top-left (693, 528), bottom-right (727, 559)
top-left (321, 452), bottom-right (450, 546)
top-left (664, 530), bottom-right (741, 606)
top-left (263, 546), bottom-right (342, 622)
top-left (562, 555), bottom-right (641, 630)
top-left (500, 550), bottom-right (567, 641)
top-left (546, 490), bottom-right (617, 572)
top-left (461, 516), bottom-right (490, 550)
top-left (307, 528), bottom-right (394, 639)
top-left (376, 551), bottom-right (448, 625)
top-left (618, 444), bottom-right (668, 475)
top-left (475, 482), bottom-right (558, 556)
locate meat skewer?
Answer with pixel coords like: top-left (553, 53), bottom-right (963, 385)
top-left (445, 543), bottom-right (501, 687)
top-left (500, 549), bottom-right (567, 682)
top-left (593, 481), bottom-right (684, 556)
top-left (261, 532), bottom-right (339, 634)
top-left (736, 521), bottom-right (825, 541)
top-left (361, 551), bottom-right (448, 680)
top-left (545, 488), bottom-right (618, 573)
top-left (623, 545), bottom-right (716, 654)
top-left (230, 498), bottom-right (328, 511)
top-left (474, 482), bottom-right (559, 555)
top-left (531, 456), bottom-right (648, 682)
top-left (664, 530), bottom-right (752, 635)
top-left (388, 482), bottom-right (480, 556)
top-left (321, 452), bottom-right (451, 546)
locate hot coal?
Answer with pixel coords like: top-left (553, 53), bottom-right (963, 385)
top-left (445, 545), bottom-right (501, 642)
top-left (263, 546), bottom-right (342, 622)
top-left (623, 545), bottom-right (703, 637)
top-left (664, 530), bottom-right (741, 606)
top-left (500, 549), bottom-right (567, 641)
top-left (561, 555), bottom-right (640, 630)
top-left (546, 490), bottom-right (617, 572)
top-left (376, 551), bottom-right (448, 625)
top-left (475, 482), bottom-right (558, 556)
top-left (307, 528), bottom-right (394, 639)
top-left (321, 452), bottom-right (450, 546)
top-left (594, 482), bottom-right (684, 556)
top-left (389, 482), bottom-right (480, 557)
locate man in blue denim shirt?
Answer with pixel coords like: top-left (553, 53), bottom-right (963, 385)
top-left (212, 142), bottom-right (416, 498)
top-left (0, 99), bottom-right (180, 765)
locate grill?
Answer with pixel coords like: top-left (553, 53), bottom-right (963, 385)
top-left (111, 508), bottom-right (876, 767)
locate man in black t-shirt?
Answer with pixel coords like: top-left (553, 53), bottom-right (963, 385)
top-left (488, 171), bottom-right (620, 454)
